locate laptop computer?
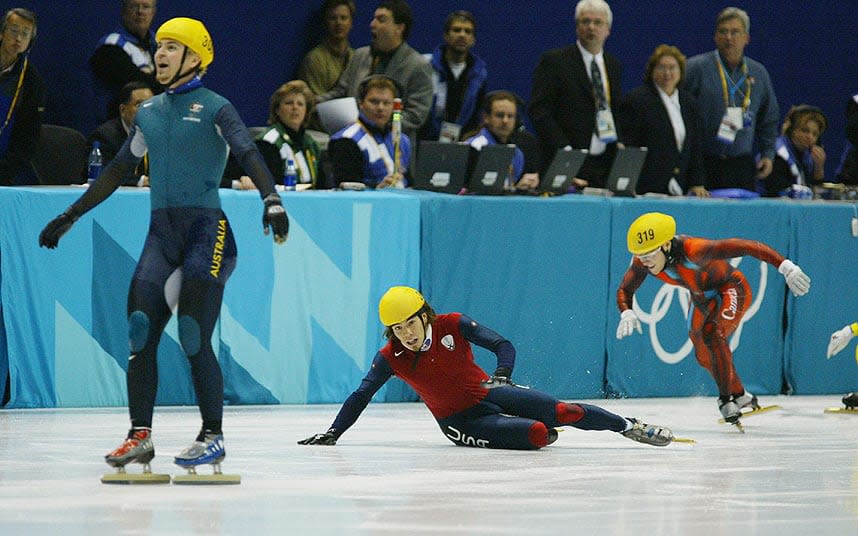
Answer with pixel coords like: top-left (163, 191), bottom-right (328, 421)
top-left (605, 146), bottom-right (648, 197)
top-left (540, 148), bottom-right (588, 194)
top-left (467, 144), bottom-right (516, 195)
top-left (412, 141), bottom-right (471, 193)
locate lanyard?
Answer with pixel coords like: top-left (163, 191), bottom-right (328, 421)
top-left (716, 54), bottom-right (750, 111)
top-left (358, 122), bottom-right (394, 176)
top-left (0, 56), bottom-right (28, 137)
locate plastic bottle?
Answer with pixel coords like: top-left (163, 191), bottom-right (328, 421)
top-left (391, 98), bottom-right (402, 176)
top-left (87, 141), bottom-right (103, 186)
top-left (283, 159), bottom-right (297, 191)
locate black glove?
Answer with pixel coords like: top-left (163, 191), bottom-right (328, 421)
top-left (262, 194), bottom-right (289, 244)
top-left (482, 366), bottom-right (513, 388)
top-left (297, 428), bottom-right (338, 445)
top-left (39, 211), bottom-right (78, 249)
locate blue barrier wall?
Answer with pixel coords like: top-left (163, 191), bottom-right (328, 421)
top-left (17, 1), bottom-right (858, 178)
top-left (3, 189), bottom-right (857, 407)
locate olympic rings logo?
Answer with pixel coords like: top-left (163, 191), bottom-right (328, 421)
top-left (630, 257), bottom-right (769, 364)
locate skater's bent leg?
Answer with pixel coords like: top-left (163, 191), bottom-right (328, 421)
top-left (178, 278), bottom-right (226, 437)
top-left (438, 404), bottom-right (548, 450)
top-left (127, 278), bottom-right (172, 429)
top-left (483, 386), bottom-right (627, 433)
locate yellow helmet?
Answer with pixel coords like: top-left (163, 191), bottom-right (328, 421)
top-left (379, 286), bottom-right (425, 326)
top-left (627, 212), bottom-right (676, 255)
top-left (156, 17), bottom-right (214, 70)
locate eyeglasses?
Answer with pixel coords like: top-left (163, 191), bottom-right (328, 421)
top-left (635, 248), bottom-right (662, 262)
top-left (578, 17), bottom-right (607, 28)
top-left (654, 64), bottom-right (679, 73)
top-left (4, 25), bottom-right (33, 40)
top-left (716, 28), bottom-right (745, 38)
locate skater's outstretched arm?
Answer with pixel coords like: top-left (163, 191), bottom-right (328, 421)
top-left (827, 322), bottom-right (858, 359)
top-left (298, 352), bottom-right (393, 445)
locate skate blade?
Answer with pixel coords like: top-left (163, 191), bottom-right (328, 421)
top-left (824, 407), bottom-right (858, 414)
top-left (101, 472), bottom-right (171, 485)
top-left (717, 404), bottom-right (782, 424)
top-left (671, 437), bottom-right (696, 444)
top-left (172, 473), bottom-right (241, 485)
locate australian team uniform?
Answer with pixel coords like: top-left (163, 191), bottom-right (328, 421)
top-left (329, 313), bottom-right (628, 450)
top-left (69, 77), bottom-right (277, 432)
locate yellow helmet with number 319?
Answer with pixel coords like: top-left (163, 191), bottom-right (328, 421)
top-left (627, 212), bottom-right (676, 255)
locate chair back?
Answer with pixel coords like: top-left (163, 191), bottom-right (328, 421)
top-left (30, 124), bottom-right (88, 185)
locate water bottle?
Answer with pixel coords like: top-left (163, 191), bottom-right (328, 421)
top-left (87, 141), bottom-right (103, 186)
top-left (283, 159), bottom-right (297, 191)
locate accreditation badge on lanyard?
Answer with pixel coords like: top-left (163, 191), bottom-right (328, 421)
top-left (596, 109), bottom-right (617, 143)
top-left (716, 54), bottom-right (751, 145)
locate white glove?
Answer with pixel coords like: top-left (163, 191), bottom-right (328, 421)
top-left (778, 259), bottom-right (810, 296)
top-left (616, 310), bottom-right (642, 339)
top-left (827, 324), bottom-right (856, 359)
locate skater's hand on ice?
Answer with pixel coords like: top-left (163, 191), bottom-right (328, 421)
top-left (778, 259), bottom-right (810, 296)
top-left (39, 211), bottom-right (78, 249)
top-left (262, 194), bottom-right (290, 244)
top-left (298, 429), bottom-right (337, 445)
top-left (616, 310), bottom-right (642, 339)
top-left (827, 324), bottom-right (856, 359)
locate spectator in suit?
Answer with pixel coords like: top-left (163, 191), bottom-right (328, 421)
top-left (529, 0), bottom-right (621, 189)
top-left (317, 0), bottom-right (432, 142)
top-left (298, 0), bottom-right (355, 96)
top-left (86, 81), bottom-right (154, 186)
top-left (762, 105), bottom-right (827, 197)
top-left (465, 91), bottom-right (539, 191)
top-left (0, 7), bottom-right (44, 185)
top-left (684, 7), bottom-right (779, 192)
top-left (419, 10), bottom-right (488, 143)
top-left (328, 75), bottom-right (410, 188)
top-left (619, 45), bottom-right (708, 197)
top-left (90, 1), bottom-right (159, 120)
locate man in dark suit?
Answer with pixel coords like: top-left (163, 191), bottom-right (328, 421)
top-left (529, 0), bottom-right (621, 189)
top-left (86, 81), bottom-right (153, 185)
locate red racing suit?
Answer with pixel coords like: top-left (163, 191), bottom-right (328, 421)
top-left (617, 235), bottom-right (785, 398)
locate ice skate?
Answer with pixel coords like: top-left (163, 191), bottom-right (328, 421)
top-left (718, 398), bottom-right (741, 424)
top-left (843, 392), bottom-right (858, 410)
top-left (734, 390), bottom-right (760, 411)
top-left (621, 418), bottom-right (673, 447)
top-left (718, 395), bottom-right (782, 427)
top-left (173, 433), bottom-right (240, 485)
top-left (102, 428), bottom-right (170, 484)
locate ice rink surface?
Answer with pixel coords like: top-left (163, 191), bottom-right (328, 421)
top-left (1, 395), bottom-right (856, 535)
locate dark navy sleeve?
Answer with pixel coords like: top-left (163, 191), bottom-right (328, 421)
top-left (214, 103), bottom-right (277, 198)
top-left (458, 314), bottom-right (516, 373)
top-left (329, 351), bottom-right (394, 438)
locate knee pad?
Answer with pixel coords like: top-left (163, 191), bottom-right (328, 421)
top-left (555, 402), bottom-right (584, 424)
top-left (178, 315), bottom-right (201, 356)
top-left (128, 310), bottom-right (150, 353)
top-left (527, 421), bottom-right (550, 449)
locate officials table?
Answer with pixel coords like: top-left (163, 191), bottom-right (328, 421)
top-left (1, 187), bottom-right (854, 407)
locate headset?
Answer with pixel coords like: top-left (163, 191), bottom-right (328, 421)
top-left (782, 104), bottom-right (827, 138)
top-left (357, 74), bottom-right (402, 102)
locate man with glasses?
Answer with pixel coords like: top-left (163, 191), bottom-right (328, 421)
top-left (90, 1), bottom-right (159, 121)
top-left (685, 7), bottom-right (779, 193)
top-left (529, 0), bottom-right (622, 190)
top-left (0, 7), bottom-right (44, 185)
top-left (616, 212), bottom-right (810, 424)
